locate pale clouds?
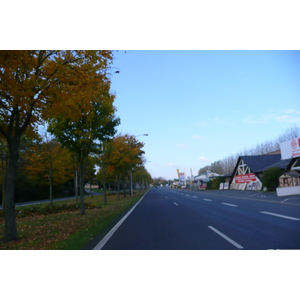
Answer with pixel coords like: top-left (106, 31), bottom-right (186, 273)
top-left (242, 109), bottom-right (300, 124)
top-left (281, 109), bottom-right (300, 115)
top-left (198, 156), bottom-right (210, 162)
top-left (242, 114), bottom-right (276, 124)
top-left (194, 121), bottom-right (207, 127)
top-left (176, 144), bottom-right (189, 148)
top-left (191, 135), bottom-right (203, 139)
top-left (167, 162), bottom-right (176, 167)
top-left (213, 117), bottom-right (234, 125)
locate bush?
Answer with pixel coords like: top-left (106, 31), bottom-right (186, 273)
top-left (206, 177), bottom-right (225, 190)
top-left (0, 201), bottom-right (102, 219)
top-left (261, 167), bottom-right (284, 191)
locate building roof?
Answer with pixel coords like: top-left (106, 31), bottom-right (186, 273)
top-left (256, 158), bottom-right (293, 173)
top-left (280, 171), bottom-right (300, 178)
top-left (239, 154), bottom-right (282, 173)
top-left (229, 154), bottom-right (284, 185)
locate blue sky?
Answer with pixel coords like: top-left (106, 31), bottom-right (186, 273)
top-left (109, 50), bottom-right (300, 180)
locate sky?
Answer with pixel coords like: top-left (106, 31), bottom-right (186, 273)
top-left (109, 50), bottom-right (300, 180)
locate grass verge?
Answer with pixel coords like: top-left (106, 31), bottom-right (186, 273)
top-left (0, 191), bottom-right (146, 250)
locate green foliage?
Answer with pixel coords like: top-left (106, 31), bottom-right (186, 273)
top-left (0, 201), bottom-right (101, 219)
top-left (261, 167), bottom-right (284, 191)
top-left (206, 176), bottom-right (225, 190)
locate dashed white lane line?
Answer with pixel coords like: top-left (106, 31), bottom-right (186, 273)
top-left (281, 198), bottom-right (289, 203)
top-left (260, 211), bottom-right (300, 221)
top-left (222, 202), bottom-right (238, 207)
top-left (192, 196), bottom-right (198, 198)
top-left (203, 198), bottom-right (212, 202)
top-left (174, 202), bottom-right (179, 206)
top-left (208, 226), bottom-right (244, 249)
top-left (186, 194), bottom-right (190, 196)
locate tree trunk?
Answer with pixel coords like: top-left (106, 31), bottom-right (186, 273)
top-left (2, 137), bottom-right (20, 241)
top-left (89, 179), bottom-right (93, 199)
top-left (79, 163), bottom-right (85, 215)
top-left (117, 174), bottom-right (120, 201)
top-left (74, 168), bottom-right (78, 201)
top-left (103, 167), bottom-right (107, 205)
top-left (123, 178), bottom-right (126, 198)
top-left (49, 157), bottom-right (53, 206)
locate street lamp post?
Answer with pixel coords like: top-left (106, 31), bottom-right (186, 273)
top-left (130, 134), bottom-right (148, 196)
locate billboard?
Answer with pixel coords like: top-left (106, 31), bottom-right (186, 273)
top-left (280, 137), bottom-right (300, 160)
top-left (234, 173), bottom-right (257, 183)
top-left (177, 169), bottom-right (185, 181)
top-left (179, 172), bottom-right (185, 181)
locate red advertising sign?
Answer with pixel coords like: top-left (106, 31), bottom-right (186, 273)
top-left (235, 173), bottom-right (257, 183)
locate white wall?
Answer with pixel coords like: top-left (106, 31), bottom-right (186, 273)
top-left (276, 186), bottom-right (300, 197)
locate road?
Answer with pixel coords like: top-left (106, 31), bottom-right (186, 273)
top-left (93, 188), bottom-right (300, 250)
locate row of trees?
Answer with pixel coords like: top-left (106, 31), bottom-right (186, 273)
top-left (0, 50), bottom-right (152, 242)
top-left (96, 134), bottom-right (152, 203)
top-left (198, 125), bottom-right (300, 175)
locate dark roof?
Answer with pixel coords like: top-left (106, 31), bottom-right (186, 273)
top-left (240, 154), bottom-right (282, 173)
top-left (229, 154), bottom-right (294, 185)
top-left (223, 173), bottom-right (233, 177)
top-left (256, 158), bottom-right (293, 173)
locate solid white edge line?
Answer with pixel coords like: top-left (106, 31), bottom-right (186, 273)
top-left (260, 211), bottom-right (300, 221)
top-left (208, 226), bottom-right (244, 249)
top-left (93, 189), bottom-right (151, 250)
top-left (222, 202), bottom-right (238, 207)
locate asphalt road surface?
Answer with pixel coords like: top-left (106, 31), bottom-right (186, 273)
top-left (93, 188), bottom-right (300, 250)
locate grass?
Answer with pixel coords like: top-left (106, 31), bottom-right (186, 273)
top-left (0, 191), bottom-right (146, 250)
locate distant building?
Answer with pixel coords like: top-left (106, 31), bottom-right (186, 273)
top-left (229, 154), bottom-right (293, 191)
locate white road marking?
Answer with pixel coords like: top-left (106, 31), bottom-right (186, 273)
top-left (281, 198), bottom-right (289, 203)
top-left (222, 202), bottom-right (238, 207)
top-left (260, 211), bottom-right (300, 221)
top-left (174, 202), bottom-right (178, 206)
top-left (208, 226), bottom-right (244, 249)
top-left (186, 194), bottom-right (190, 196)
top-left (93, 189), bottom-right (150, 250)
top-left (203, 198), bottom-right (212, 202)
top-left (192, 196), bottom-right (198, 198)
top-left (165, 196), bottom-right (168, 199)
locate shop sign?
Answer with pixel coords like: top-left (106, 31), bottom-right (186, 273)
top-left (280, 137), bottom-right (300, 160)
top-left (235, 173), bottom-right (257, 183)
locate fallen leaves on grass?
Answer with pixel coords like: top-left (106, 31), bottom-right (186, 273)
top-left (0, 193), bottom-right (143, 250)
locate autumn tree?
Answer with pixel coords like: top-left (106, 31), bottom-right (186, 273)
top-left (48, 87), bottom-right (119, 215)
top-left (96, 140), bottom-right (115, 205)
top-left (132, 165), bottom-right (152, 190)
top-left (98, 134), bottom-right (145, 200)
top-left (0, 50), bottom-right (113, 240)
top-left (24, 136), bottom-right (73, 205)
